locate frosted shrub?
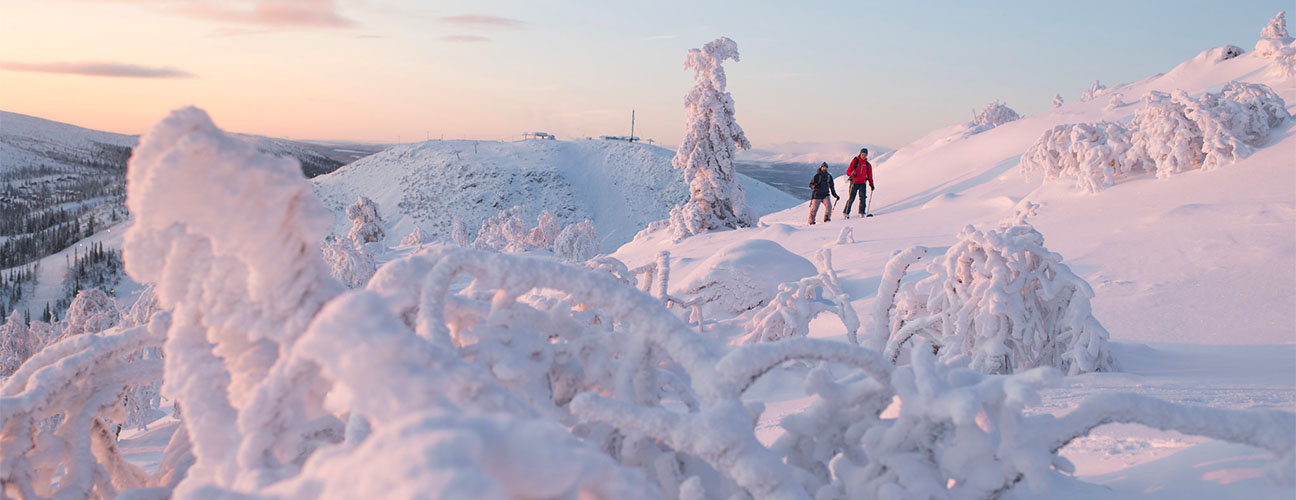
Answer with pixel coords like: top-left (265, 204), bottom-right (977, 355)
top-left (877, 216), bottom-right (1116, 375)
top-left (398, 226), bottom-right (428, 246)
top-left (970, 100), bottom-right (1021, 132)
top-left (1023, 82), bottom-right (1289, 190)
top-left (1129, 84), bottom-right (1290, 175)
top-left (0, 316), bottom-right (169, 499)
top-left (663, 36), bottom-right (757, 241)
top-left (742, 249), bottom-right (862, 345)
top-left (1052, 93), bottom-right (1064, 108)
top-left (344, 195), bottom-right (385, 244)
top-left (1079, 80), bottom-right (1106, 102)
top-left (1105, 92), bottom-right (1127, 110)
top-left (474, 206), bottom-right (598, 261)
top-left (0, 311), bottom-right (34, 377)
top-left (474, 205), bottom-right (530, 252)
top-left (1021, 121), bottom-right (1137, 193)
top-left (1127, 90), bottom-right (1206, 177)
top-left (59, 288), bottom-right (120, 341)
top-left (321, 237), bottom-right (377, 289)
top-left (553, 219), bottom-right (598, 262)
top-left (528, 209), bottom-right (562, 249)
top-left (1255, 11), bottom-right (1294, 57)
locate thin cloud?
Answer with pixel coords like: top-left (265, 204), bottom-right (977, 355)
top-left (176, 0), bottom-right (355, 28)
top-left (442, 35), bottom-right (490, 43)
top-left (439, 14), bottom-right (522, 28)
top-left (0, 61), bottom-right (194, 78)
top-left (645, 34), bottom-right (678, 41)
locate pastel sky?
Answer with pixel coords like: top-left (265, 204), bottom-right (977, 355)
top-left (0, 0), bottom-right (1288, 149)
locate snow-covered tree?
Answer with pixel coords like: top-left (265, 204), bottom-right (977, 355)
top-left (58, 288), bottom-right (120, 341)
top-left (527, 209), bottom-right (562, 249)
top-left (399, 225), bottom-right (428, 246)
top-left (450, 218), bottom-right (471, 247)
top-left (1079, 80), bottom-right (1107, 102)
top-left (0, 310), bottom-right (33, 377)
top-left (971, 100), bottom-right (1021, 131)
top-left (1052, 93), bottom-right (1065, 108)
top-left (1260, 11), bottom-right (1292, 43)
top-left (345, 195), bottom-right (385, 244)
top-left (1020, 121), bottom-right (1137, 193)
top-left (877, 214), bottom-right (1116, 375)
top-left (1126, 90), bottom-right (1204, 177)
top-left (664, 36), bottom-right (757, 240)
top-left (1129, 84), bottom-right (1290, 175)
top-left (553, 219), bottom-right (598, 262)
top-left (1105, 91), bottom-right (1127, 110)
top-left (1025, 82), bottom-right (1289, 190)
top-left (322, 237), bottom-right (377, 288)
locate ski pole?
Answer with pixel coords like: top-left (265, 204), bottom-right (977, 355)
top-left (865, 186), bottom-right (874, 216)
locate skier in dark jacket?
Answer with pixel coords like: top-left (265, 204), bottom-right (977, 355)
top-left (808, 162), bottom-right (839, 225)
top-left (843, 148), bottom-right (875, 218)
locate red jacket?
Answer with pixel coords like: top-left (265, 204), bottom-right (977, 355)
top-left (847, 156), bottom-right (874, 187)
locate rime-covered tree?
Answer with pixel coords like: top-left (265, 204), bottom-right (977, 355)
top-left (1079, 80), bottom-right (1106, 102)
top-left (553, 219), bottom-right (598, 262)
top-left (345, 195), bottom-right (385, 244)
top-left (1021, 121), bottom-right (1137, 193)
top-left (58, 288), bottom-right (120, 341)
top-left (1052, 93), bottom-right (1064, 108)
top-left (970, 100), bottom-right (1021, 132)
top-left (665, 36), bottom-right (757, 239)
top-left (0, 310), bottom-right (33, 376)
top-left (1260, 10), bottom-right (1291, 41)
top-left (876, 212), bottom-right (1116, 375)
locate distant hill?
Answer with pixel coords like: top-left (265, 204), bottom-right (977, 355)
top-left (311, 139), bottom-right (800, 252)
top-left (0, 109), bottom-right (384, 270)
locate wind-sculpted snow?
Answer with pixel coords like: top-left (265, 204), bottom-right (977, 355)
top-left (673, 238), bottom-right (818, 314)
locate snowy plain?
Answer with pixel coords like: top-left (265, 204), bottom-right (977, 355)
top-left (1, 26), bottom-right (1294, 500)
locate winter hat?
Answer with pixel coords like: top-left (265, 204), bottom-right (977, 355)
top-left (820, 162), bottom-right (829, 168)
top-left (860, 148), bottom-right (868, 154)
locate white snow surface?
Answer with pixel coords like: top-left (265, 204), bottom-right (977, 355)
top-left (310, 139), bottom-right (797, 252)
top-left (3, 30), bottom-right (1294, 500)
top-left (611, 44), bottom-right (1295, 497)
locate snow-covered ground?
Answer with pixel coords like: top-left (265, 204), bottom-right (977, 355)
top-left (607, 43), bottom-right (1296, 498)
top-left (2, 27), bottom-right (1294, 500)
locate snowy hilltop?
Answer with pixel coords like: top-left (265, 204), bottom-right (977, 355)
top-left (310, 138), bottom-right (797, 252)
top-left (2, 16), bottom-right (1295, 500)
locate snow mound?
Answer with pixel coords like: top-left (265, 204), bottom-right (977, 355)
top-left (673, 238), bottom-right (817, 313)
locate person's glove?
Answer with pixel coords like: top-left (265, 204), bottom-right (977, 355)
top-left (833, 195), bottom-right (840, 201)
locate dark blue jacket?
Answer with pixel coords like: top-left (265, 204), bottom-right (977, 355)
top-left (810, 170), bottom-right (838, 200)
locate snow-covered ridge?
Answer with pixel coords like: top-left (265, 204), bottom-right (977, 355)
top-left (311, 138), bottom-right (798, 252)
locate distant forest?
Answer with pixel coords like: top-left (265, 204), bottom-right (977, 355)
top-left (0, 138), bottom-right (345, 319)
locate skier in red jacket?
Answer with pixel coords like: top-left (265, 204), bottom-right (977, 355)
top-left (843, 148), bottom-right (874, 218)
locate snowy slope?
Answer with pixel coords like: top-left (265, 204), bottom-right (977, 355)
top-left (613, 45), bottom-right (1295, 497)
top-left (0, 110), bottom-right (137, 172)
top-left (311, 139), bottom-right (798, 252)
